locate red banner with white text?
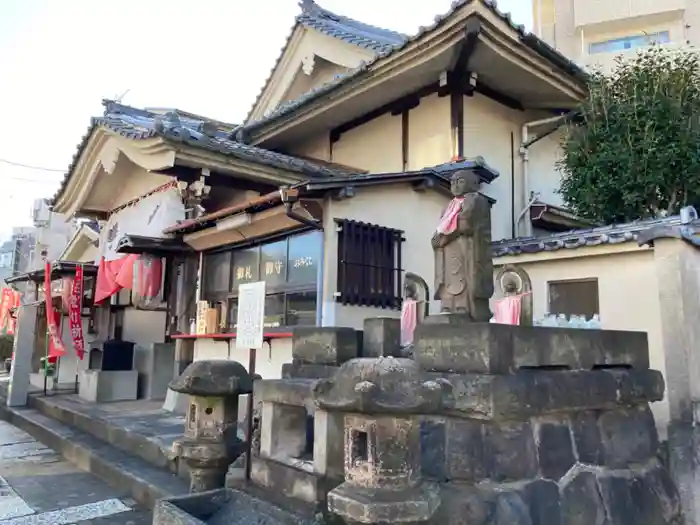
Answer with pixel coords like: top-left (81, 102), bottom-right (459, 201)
top-left (68, 264), bottom-right (85, 360)
top-left (44, 262), bottom-right (66, 357)
top-left (6, 290), bottom-right (20, 335)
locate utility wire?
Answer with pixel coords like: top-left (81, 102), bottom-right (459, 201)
top-left (0, 158), bottom-right (65, 173)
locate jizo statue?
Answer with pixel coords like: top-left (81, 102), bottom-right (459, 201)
top-left (432, 170), bottom-right (494, 321)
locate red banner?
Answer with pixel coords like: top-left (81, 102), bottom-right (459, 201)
top-left (44, 261), bottom-right (66, 357)
top-left (6, 290), bottom-right (20, 335)
top-left (68, 264), bottom-right (85, 360)
top-left (0, 288), bottom-right (12, 332)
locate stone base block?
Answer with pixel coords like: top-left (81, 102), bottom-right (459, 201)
top-left (362, 317), bottom-right (402, 358)
top-left (292, 327), bottom-right (359, 366)
top-left (328, 481), bottom-right (441, 524)
top-left (428, 404), bottom-right (660, 485)
top-left (162, 388), bottom-right (188, 413)
top-left (436, 461), bottom-right (681, 525)
top-left (250, 455), bottom-right (341, 507)
top-left (78, 370), bottom-right (138, 403)
top-left (436, 368), bottom-right (664, 420)
top-left (414, 319), bottom-right (649, 374)
top-left (281, 361), bottom-right (340, 379)
top-left (255, 379), bottom-right (315, 406)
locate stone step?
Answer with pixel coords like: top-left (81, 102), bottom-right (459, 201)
top-left (26, 394), bottom-right (184, 478)
top-left (0, 403), bottom-right (189, 509)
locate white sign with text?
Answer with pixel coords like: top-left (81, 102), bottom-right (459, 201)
top-left (236, 281), bottom-right (266, 350)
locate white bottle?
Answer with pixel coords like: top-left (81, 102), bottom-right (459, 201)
top-left (556, 313), bottom-right (568, 327)
top-left (541, 313), bottom-right (554, 327)
top-left (589, 314), bottom-right (601, 330)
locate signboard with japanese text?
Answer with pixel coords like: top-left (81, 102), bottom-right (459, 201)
top-left (236, 281), bottom-right (266, 350)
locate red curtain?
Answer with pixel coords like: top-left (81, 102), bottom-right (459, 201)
top-left (94, 254), bottom-right (139, 304)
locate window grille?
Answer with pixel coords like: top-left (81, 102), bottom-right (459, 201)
top-left (335, 219), bottom-right (404, 309)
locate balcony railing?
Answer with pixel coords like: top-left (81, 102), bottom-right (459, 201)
top-left (574, 0), bottom-right (685, 28)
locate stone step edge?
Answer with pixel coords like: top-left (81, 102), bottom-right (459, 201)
top-left (26, 395), bottom-right (178, 476)
top-left (0, 403), bottom-right (189, 509)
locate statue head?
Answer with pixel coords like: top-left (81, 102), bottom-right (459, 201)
top-left (450, 170), bottom-right (481, 197)
top-left (403, 279), bottom-right (418, 301)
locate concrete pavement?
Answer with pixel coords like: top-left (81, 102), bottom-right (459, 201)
top-left (0, 419), bottom-right (152, 524)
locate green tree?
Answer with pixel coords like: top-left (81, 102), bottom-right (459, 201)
top-left (558, 46), bottom-right (700, 223)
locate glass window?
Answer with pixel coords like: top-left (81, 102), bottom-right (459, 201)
top-left (287, 232), bottom-right (321, 286)
top-left (589, 31), bottom-right (670, 54)
top-left (260, 240), bottom-right (287, 287)
top-left (264, 294), bottom-right (285, 328)
top-left (231, 247), bottom-right (259, 291)
top-left (203, 251), bottom-right (231, 299)
top-left (286, 291), bottom-right (317, 326)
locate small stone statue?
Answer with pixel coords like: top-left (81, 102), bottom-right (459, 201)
top-left (494, 265), bottom-right (533, 326)
top-left (401, 274), bottom-right (430, 351)
top-left (432, 170), bottom-right (493, 321)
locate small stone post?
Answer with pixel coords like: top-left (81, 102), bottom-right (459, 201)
top-left (170, 360), bottom-right (253, 493)
top-left (7, 304), bottom-right (38, 407)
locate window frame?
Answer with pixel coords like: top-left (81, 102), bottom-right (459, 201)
top-left (588, 31), bottom-right (670, 55)
top-left (335, 219), bottom-right (405, 310)
top-left (547, 278), bottom-right (600, 319)
top-left (201, 228), bottom-right (321, 329)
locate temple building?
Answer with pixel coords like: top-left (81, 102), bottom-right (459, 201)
top-left (13, 0), bottom-right (588, 410)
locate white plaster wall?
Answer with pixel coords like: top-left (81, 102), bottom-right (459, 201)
top-left (321, 184), bottom-right (450, 330)
top-left (193, 338), bottom-right (292, 380)
top-left (495, 247), bottom-right (669, 438)
top-left (122, 309), bottom-right (166, 346)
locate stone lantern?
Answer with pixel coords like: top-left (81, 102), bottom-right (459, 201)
top-left (313, 357), bottom-right (449, 524)
top-left (169, 359), bottom-right (253, 493)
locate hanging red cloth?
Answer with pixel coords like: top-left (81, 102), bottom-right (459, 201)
top-left (94, 254), bottom-right (139, 304)
top-left (6, 290), bottom-right (21, 335)
top-left (47, 310), bottom-right (64, 358)
top-left (44, 262), bottom-right (66, 357)
top-left (137, 256), bottom-right (163, 298)
top-left (0, 288), bottom-right (12, 332)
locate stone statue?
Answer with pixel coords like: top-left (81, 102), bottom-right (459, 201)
top-left (494, 264), bottom-right (533, 326)
top-left (432, 170), bottom-right (493, 321)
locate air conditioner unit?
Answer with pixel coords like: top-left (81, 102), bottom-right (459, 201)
top-left (31, 199), bottom-right (50, 226)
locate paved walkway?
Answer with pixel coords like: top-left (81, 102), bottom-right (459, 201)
top-left (0, 420), bottom-right (152, 524)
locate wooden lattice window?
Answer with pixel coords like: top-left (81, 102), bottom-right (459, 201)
top-left (335, 219), bottom-right (404, 309)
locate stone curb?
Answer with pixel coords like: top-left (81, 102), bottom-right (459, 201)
top-left (0, 402), bottom-right (189, 509)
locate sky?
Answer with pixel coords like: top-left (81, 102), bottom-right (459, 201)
top-left (0, 0), bottom-right (533, 239)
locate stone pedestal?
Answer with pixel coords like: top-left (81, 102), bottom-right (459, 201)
top-left (170, 360), bottom-right (253, 493)
top-left (410, 316), bottom-right (681, 525)
top-left (7, 304), bottom-right (38, 407)
top-left (78, 370), bottom-right (139, 403)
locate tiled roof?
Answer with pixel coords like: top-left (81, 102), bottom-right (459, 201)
top-left (297, 0), bottom-right (406, 52)
top-left (244, 0), bottom-right (407, 123)
top-left (51, 101), bottom-right (353, 205)
top-left (492, 215), bottom-right (688, 257)
top-left (241, 0), bottom-right (586, 136)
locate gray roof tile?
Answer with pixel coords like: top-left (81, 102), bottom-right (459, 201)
top-left (51, 101), bottom-right (352, 205)
top-left (244, 0), bottom-right (407, 123)
top-left (297, 0), bottom-right (406, 51)
top-left (491, 215), bottom-right (690, 256)
top-left (242, 0), bottom-right (586, 136)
